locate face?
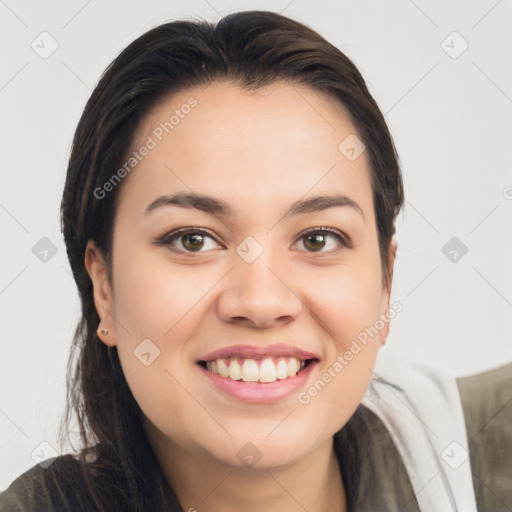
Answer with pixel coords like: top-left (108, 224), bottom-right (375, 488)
top-left (86, 81), bottom-right (396, 472)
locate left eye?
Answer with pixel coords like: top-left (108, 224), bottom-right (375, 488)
top-left (294, 228), bottom-right (348, 253)
top-left (156, 229), bottom-right (222, 253)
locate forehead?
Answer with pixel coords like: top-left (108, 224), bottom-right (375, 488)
top-left (119, 81), bottom-right (373, 220)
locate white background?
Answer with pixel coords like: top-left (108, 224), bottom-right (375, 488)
top-left (1, 0), bottom-right (511, 490)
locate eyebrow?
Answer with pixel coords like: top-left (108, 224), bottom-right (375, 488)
top-left (144, 192), bottom-right (365, 222)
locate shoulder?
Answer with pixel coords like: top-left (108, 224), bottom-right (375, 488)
top-left (0, 448), bottom-right (180, 512)
top-left (0, 454), bottom-right (96, 512)
top-left (457, 362), bottom-right (512, 510)
top-left (361, 352), bottom-right (512, 510)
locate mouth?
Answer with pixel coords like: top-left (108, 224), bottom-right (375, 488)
top-left (197, 356), bottom-right (318, 383)
top-left (195, 344), bottom-right (320, 402)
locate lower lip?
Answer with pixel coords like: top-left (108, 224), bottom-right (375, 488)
top-left (198, 361), bottom-right (318, 403)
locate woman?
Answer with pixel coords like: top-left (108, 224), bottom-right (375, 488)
top-left (1, 10), bottom-right (510, 512)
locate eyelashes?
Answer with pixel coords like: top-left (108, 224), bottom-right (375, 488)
top-left (154, 226), bottom-right (352, 255)
top-left (155, 227), bottom-right (223, 253)
top-left (296, 227), bottom-right (352, 252)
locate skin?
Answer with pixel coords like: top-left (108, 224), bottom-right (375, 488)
top-left (85, 81), bottom-right (397, 512)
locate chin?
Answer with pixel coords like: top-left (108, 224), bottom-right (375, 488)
top-left (198, 426), bottom-right (317, 471)
top-left (217, 443), bottom-right (306, 471)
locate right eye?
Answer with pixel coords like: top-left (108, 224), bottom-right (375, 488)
top-left (155, 227), bottom-right (224, 253)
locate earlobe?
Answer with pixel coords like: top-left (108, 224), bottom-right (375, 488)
top-left (84, 240), bottom-right (117, 347)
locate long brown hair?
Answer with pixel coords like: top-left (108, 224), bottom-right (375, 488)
top-left (60, 10), bottom-right (403, 511)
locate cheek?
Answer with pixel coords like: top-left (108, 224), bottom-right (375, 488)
top-left (303, 260), bottom-right (385, 347)
top-left (110, 252), bottom-right (215, 443)
top-left (296, 262), bottom-right (384, 410)
top-left (112, 249), bottom-right (219, 342)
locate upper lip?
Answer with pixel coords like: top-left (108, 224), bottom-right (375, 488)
top-left (197, 344), bottom-right (320, 363)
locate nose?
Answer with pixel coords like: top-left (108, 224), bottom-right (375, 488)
top-left (216, 249), bottom-right (303, 329)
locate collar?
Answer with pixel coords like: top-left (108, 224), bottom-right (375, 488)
top-left (361, 349), bottom-right (478, 511)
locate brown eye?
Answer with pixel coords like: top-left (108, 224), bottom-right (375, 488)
top-left (155, 228), bottom-right (222, 253)
top-left (296, 228), bottom-right (349, 253)
top-left (303, 233), bottom-right (327, 251)
top-left (182, 233), bottom-right (205, 251)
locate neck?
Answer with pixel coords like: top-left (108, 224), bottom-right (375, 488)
top-left (147, 428), bottom-right (346, 512)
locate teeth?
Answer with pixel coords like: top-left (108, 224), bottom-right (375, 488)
top-left (205, 356), bottom-right (307, 382)
top-left (287, 357), bottom-right (300, 377)
top-left (229, 359), bottom-right (242, 380)
top-left (241, 359), bottom-right (259, 382)
top-left (276, 358), bottom-right (288, 380)
top-left (217, 358), bottom-right (229, 378)
top-left (259, 358), bottom-right (277, 383)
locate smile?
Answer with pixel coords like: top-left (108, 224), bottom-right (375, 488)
top-left (201, 356), bottom-right (315, 383)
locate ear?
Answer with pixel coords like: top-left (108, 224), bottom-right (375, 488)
top-left (84, 239), bottom-right (117, 347)
top-left (378, 237), bottom-right (398, 345)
